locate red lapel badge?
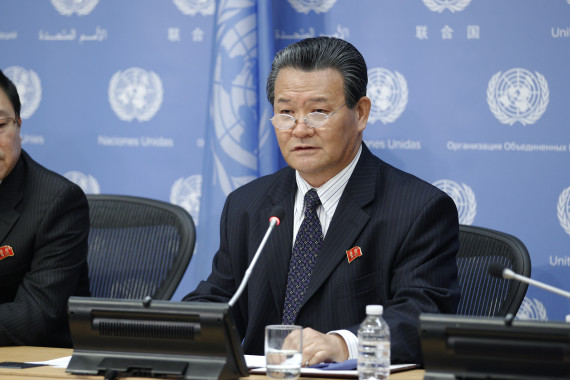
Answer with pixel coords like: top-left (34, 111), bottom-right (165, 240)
top-left (0, 246), bottom-right (14, 261)
top-left (346, 246), bottom-right (362, 263)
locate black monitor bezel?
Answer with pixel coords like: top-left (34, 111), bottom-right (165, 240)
top-left (420, 313), bottom-right (570, 380)
top-left (66, 297), bottom-right (249, 380)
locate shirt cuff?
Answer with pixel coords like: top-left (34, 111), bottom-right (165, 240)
top-left (328, 329), bottom-right (358, 360)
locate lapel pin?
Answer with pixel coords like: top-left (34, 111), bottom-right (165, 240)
top-left (0, 246), bottom-right (14, 261)
top-left (346, 246), bottom-right (362, 263)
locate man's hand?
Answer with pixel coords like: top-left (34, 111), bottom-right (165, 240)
top-left (301, 327), bottom-right (349, 366)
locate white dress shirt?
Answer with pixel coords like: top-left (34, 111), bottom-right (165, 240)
top-left (292, 145), bottom-right (362, 360)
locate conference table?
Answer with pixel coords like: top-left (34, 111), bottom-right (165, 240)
top-left (0, 347), bottom-right (424, 379)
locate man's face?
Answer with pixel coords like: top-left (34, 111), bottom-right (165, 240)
top-left (273, 67), bottom-right (369, 188)
top-left (0, 88), bottom-right (21, 180)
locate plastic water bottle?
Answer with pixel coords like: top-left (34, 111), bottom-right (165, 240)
top-left (357, 305), bottom-right (390, 380)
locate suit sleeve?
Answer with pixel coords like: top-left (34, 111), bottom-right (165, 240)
top-left (0, 183), bottom-right (89, 347)
top-left (182, 195), bottom-right (240, 303)
top-left (183, 193), bottom-right (255, 337)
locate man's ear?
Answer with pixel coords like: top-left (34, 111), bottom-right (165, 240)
top-left (355, 96), bottom-right (371, 133)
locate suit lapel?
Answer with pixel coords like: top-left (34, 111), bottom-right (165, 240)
top-left (0, 154), bottom-right (25, 243)
top-left (301, 146), bottom-right (378, 305)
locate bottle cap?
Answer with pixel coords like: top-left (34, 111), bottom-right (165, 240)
top-left (366, 305), bottom-right (383, 315)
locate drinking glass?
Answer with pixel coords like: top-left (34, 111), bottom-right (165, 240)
top-left (265, 325), bottom-right (303, 379)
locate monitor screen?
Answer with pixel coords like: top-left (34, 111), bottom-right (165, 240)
top-left (66, 297), bottom-right (249, 380)
top-left (420, 313), bottom-right (570, 380)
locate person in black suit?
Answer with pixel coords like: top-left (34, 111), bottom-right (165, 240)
top-left (0, 69), bottom-right (90, 347)
top-left (184, 37), bottom-right (459, 365)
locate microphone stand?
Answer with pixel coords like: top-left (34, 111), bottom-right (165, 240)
top-left (502, 268), bottom-right (570, 300)
top-left (229, 210), bottom-right (283, 307)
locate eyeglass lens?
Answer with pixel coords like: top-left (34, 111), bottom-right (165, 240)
top-left (271, 103), bottom-right (345, 130)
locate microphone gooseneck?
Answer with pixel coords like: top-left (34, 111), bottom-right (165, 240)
top-left (228, 206), bottom-right (285, 307)
top-left (487, 262), bottom-right (570, 300)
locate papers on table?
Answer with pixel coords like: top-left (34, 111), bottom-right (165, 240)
top-left (27, 353), bottom-right (418, 378)
top-left (26, 356), bottom-right (71, 369)
top-left (245, 355), bottom-right (418, 378)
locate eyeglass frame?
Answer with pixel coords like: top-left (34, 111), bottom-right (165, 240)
top-left (270, 102), bottom-right (347, 130)
top-left (0, 117), bottom-right (19, 128)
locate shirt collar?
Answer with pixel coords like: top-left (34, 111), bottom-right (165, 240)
top-left (295, 145), bottom-right (362, 219)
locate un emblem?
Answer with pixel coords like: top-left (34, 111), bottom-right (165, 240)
top-left (422, 0), bottom-right (471, 13)
top-left (171, 175), bottom-right (202, 225)
top-left (51, 0), bottom-right (99, 16)
top-left (487, 68), bottom-right (549, 126)
top-left (432, 179), bottom-right (476, 225)
top-left (64, 171), bottom-right (101, 194)
top-left (4, 66), bottom-right (42, 119)
top-left (108, 68), bottom-right (164, 122)
top-left (287, 0), bottom-right (338, 14)
top-left (367, 68), bottom-right (408, 124)
top-left (557, 186), bottom-right (570, 236)
top-left (516, 297), bottom-right (548, 321)
top-left (173, 0), bottom-right (215, 16)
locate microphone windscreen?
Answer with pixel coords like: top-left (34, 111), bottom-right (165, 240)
top-left (270, 205), bottom-right (285, 222)
top-left (488, 262), bottom-right (506, 279)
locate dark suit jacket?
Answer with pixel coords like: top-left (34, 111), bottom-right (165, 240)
top-left (184, 144), bottom-right (460, 364)
top-left (0, 149), bottom-right (90, 347)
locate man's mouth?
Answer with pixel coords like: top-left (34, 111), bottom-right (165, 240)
top-left (293, 145), bottom-right (316, 151)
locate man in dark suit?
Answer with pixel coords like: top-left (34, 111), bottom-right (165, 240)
top-left (184, 37), bottom-right (459, 365)
top-left (0, 69), bottom-right (90, 347)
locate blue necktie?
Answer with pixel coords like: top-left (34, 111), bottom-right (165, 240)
top-left (282, 189), bottom-right (324, 324)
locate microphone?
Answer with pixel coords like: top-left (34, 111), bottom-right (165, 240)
top-left (488, 263), bottom-right (570, 300)
top-left (228, 206), bottom-right (285, 307)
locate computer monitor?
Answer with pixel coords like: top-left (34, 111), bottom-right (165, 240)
top-left (66, 297), bottom-right (249, 380)
top-left (420, 313), bottom-right (570, 380)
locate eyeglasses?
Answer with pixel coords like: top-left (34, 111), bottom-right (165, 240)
top-left (0, 117), bottom-right (18, 128)
top-left (270, 103), bottom-right (346, 130)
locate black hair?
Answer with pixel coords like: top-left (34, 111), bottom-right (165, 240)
top-left (0, 69), bottom-right (21, 119)
top-left (266, 36), bottom-right (368, 109)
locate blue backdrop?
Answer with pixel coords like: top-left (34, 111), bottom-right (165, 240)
top-left (1, 0), bottom-right (569, 321)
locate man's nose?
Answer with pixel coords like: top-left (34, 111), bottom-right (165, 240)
top-left (291, 117), bottom-right (315, 137)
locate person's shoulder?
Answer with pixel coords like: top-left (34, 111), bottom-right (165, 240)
top-left (388, 162), bottom-right (440, 193)
top-left (22, 150), bottom-right (86, 200)
top-left (231, 166), bottom-right (295, 196)
top-left (364, 147), bottom-right (447, 199)
top-left (222, 166), bottom-right (295, 212)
